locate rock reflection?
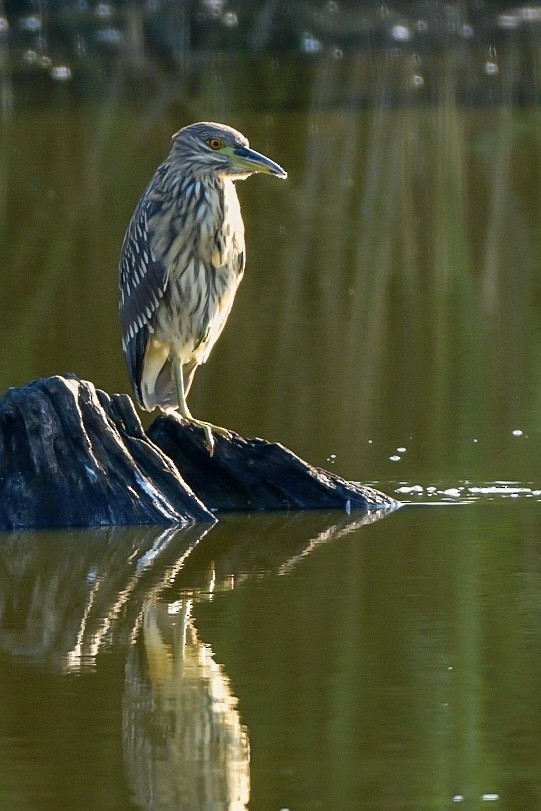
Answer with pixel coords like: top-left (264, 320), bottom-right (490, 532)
top-left (0, 523), bottom-right (208, 670)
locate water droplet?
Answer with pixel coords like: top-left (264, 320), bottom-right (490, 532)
top-left (498, 13), bottom-right (520, 28)
top-left (391, 24), bottom-right (411, 41)
top-left (19, 15), bottom-right (42, 32)
top-left (51, 64), bottom-right (72, 81)
top-left (522, 7), bottom-right (541, 22)
top-left (222, 11), bottom-right (238, 27)
top-left (333, 47), bottom-right (343, 60)
top-left (95, 2), bottom-right (113, 17)
top-left (412, 74), bottom-right (424, 87)
top-left (484, 61), bottom-right (499, 75)
top-left (74, 35), bottom-right (86, 56)
top-left (301, 32), bottom-right (322, 54)
top-left (95, 27), bottom-right (124, 45)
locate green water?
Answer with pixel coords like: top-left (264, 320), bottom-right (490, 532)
top-left (1, 504), bottom-right (541, 809)
top-left (1, 14), bottom-right (541, 810)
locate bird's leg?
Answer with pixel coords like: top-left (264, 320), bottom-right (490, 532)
top-left (171, 356), bottom-right (231, 455)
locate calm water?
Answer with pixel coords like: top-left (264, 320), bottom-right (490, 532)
top-left (2, 503), bottom-right (541, 809)
top-left (2, 7), bottom-right (541, 809)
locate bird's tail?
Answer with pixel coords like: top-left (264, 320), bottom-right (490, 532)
top-left (141, 354), bottom-right (197, 411)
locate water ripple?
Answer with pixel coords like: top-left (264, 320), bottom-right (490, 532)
top-left (385, 481), bottom-right (541, 504)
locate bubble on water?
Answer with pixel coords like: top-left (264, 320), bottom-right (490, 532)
top-left (443, 488), bottom-right (461, 498)
top-left (389, 454), bottom-right (401, 462)
top-left (484, 61), bottom-right (499, 75)
top-left (452, 797), bottom-right (464, 804)
top-left (412, 74), bottom-right (424, 88)
top-left (396, 484), bottom-right (423, 494)
top-left (512, 428), bottom-right (523, 437)
top-left (482, 795), bottom-right (499, 802)
top-left (396, 446), bottom-right (407, 453)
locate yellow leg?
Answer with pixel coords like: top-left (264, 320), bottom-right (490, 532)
top-left (171, 356), bottom-right (231, 455)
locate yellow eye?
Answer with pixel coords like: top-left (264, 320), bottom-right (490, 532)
top-left (208, 137), bottom-right (223, 150)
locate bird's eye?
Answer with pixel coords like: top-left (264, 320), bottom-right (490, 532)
top-left (208, 137), bottom-right (223, 150)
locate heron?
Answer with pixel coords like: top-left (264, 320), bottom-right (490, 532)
top-left (119, 122), bottom-right (287, 452)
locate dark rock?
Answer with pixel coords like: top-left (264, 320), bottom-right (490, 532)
top-left (0, 375), bottom-right (396, 530)
top-left (0, 375), bottom-right (214, 529)
top-left (148, 415), bottom-right (396, 513)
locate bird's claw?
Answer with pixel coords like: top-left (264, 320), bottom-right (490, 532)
top-left (201, 422), bottom-right (232, 455)
top-left (173, 413), bottom-right (231, 456)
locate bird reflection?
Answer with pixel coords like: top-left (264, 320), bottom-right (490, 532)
top-left (124, 589), bottom-right (250, 811)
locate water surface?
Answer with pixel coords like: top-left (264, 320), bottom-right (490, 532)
top-left (1, 500), bottom-right (541, 809)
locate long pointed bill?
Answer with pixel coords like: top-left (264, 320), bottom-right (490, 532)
top-left (232, 145), bottom-right (287, 178)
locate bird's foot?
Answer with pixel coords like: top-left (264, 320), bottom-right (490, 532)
top-left (172, 412), bottom-right (231, 455)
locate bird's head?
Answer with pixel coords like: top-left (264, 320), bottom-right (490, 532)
top-left (169, 122), bottom-right (287, 181)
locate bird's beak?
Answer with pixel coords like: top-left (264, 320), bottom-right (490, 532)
top-left (231, 145), bottom-right (287, 178)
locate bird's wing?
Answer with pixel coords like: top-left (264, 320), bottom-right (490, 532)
top-left (119, 197), bottom-right (167, 406)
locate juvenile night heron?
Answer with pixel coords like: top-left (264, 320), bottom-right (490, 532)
top-left (119, 122), bottom-right (287, 451)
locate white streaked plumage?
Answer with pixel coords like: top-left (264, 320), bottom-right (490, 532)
top-left (118, 121), bottom-right (286, 449)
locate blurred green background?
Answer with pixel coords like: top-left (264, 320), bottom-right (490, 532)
top-left (2, 2), bottom-right (541, 810)
top-left (2, 0), bottom-right (541, 482)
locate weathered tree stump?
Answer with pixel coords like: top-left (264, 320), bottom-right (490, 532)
top-left (0, 375), bottom-right (397, 530)
top-left (148, 416), bottom-right (392, 513)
